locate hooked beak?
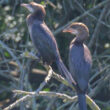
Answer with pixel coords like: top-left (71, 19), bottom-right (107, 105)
top-left (21, 3), bottom-right (29, 8)
top-left (63, 27), bottom-right (73, 33)
top-left (63, 27), bottom-right (78, 35)
top-left (21, 3), bottom-right (34, 13)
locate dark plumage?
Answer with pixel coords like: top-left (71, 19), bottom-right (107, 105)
top-left (21, 2), bottom-right (76, 85)
top-left (63, 22), bottom-right (92, 110)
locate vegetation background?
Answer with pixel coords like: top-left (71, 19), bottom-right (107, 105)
top-left (0, 0), bottom-right (110, 110)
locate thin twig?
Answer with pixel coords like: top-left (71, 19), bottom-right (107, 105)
top-left (3, 66), bottom-right (53, 110)
top-left (13, 90), bottom-right (100, 110)
top-left (89, 73), bottom-right (110, 97)
top-left (13, 90), bottom-right (76, 102)
top-left (0, 40), bottom-right (22, 71)
top-left (89, 65), bottom-right (110, 83)
top-left (89, 3), bottom-right (110, 48)
top-left (52, 71), bottom-right (75, 91)
top-left (54, 0), bottom-right (110, 35)
top-left (73, 0), bottom-right (109, 28)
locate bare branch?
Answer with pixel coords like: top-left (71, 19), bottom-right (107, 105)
top-left (54, 0), bottom-right (110, 35)
top-left (13, 90), bottom-right (100, 110)
top-left (3, 66), bottom-right (53, 110)
top-left (89, 3), bottom-right (110, 48)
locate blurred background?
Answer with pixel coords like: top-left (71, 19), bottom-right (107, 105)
top-left (0, 0), bottom-right (110, 110)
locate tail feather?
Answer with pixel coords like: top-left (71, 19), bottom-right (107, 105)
top-left (78, 93), bottom-right (87, 110)
top-left (56, 59), bottom-right (76, 85)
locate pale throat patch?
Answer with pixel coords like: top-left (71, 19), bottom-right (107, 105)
top-left (27, 5), bottom-right (34, 13)
top-left (71, 29), bottom-right (78, 35)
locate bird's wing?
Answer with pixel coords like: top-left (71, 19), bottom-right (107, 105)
top-left (30, 22), bottom-right (59, 58)
top-left (69, 44), bottom-right (92, 91)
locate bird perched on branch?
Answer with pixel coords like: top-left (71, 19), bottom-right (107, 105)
top-left (63, 22), bottom-right (92, 110)
top-left (21, 2), bottom-right (76, 85)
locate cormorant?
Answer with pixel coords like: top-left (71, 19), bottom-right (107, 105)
top-left (21, 2), bottom-right (76, 85)
top-left (63, 22), bottom-right (92, 110)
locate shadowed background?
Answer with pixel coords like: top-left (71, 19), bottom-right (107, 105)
top-left (0, 0), bottom-right (110, 110)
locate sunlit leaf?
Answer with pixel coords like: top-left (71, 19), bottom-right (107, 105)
top-left (43, 88), bottom-right (50, 91)
top-left (4, 51), bottom-right (10, 57)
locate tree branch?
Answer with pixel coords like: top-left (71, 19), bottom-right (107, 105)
top-left (13, 90), bottom-right (100, 110)
top-left (3, 66), bottom-right (53, 110)
top-left (54, 0), bottom-right (110, 35)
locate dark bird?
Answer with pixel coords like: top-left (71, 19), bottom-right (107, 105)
top-left (63, 22), bottom-right (92, 110)
top-left (21, 2), bottom-right (76, 85)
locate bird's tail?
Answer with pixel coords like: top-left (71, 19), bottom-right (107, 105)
top-left (78, 93), bottom-right (87, 110)
top-left (56, 58), bottom-right (76, 85)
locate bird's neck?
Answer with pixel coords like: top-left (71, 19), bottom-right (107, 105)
top-left (27, 10), bottom-right (45, 22)
top-left (33, 10), bottom-right (45, 20)
top-left (71, 38), bottom-right (83, 46)
top-left (27, 13), bottom-right (44, 25)
top-left (75, 34), bottom-right (87, 43)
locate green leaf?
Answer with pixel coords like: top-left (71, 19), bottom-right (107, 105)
top-left (4, 51), bottom-right (10, 57)
top-left (40, 1), bottom-right (45, 5)
top-left (43, 88), bottom-right (50, 91)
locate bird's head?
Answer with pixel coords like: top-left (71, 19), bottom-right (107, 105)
top-left (21, 2), bottom-right (46, 18)
top-left (63, 22), bottom-right (89, 42)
